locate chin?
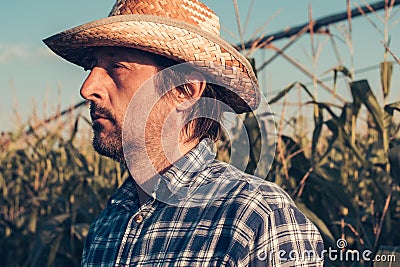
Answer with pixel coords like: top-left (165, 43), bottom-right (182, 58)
top-left (93, 140), bottom-right (125, 163)
top-left (92, 128), bottom-right (125, 163)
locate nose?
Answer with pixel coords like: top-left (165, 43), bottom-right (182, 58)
top-left (80, 67), bottom-right (109, 102)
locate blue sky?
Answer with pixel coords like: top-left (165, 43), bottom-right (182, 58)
top-left (1, 0), bottom-right (399, 131)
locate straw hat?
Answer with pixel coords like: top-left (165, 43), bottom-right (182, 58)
top-left (43, 0), bottom-right (260, 113)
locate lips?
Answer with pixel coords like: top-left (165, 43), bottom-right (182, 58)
top-left (89, 103), bottom-right (116, 124)
top-left (91, 112), bottom-right (110, 132)
top-left (91, 112), bottom-right (108, 121)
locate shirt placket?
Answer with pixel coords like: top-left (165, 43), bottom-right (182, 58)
top-left (115, 198), bottom-right (156, 266)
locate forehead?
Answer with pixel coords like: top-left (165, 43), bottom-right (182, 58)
top-left (92, 47), bottom-right (158, 64)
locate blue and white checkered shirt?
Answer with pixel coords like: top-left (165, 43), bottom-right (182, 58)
top-left (82, 139), bottom-right (324, 266)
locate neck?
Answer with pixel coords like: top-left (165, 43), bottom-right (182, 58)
top-left (129, 137), bottom-right (198, 206)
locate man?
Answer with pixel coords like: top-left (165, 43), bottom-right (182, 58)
top-left (44, 0), bottom-right (324, 266)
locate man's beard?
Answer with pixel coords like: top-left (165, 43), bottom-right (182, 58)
top-left (90, 103), bottom-right (125, 163)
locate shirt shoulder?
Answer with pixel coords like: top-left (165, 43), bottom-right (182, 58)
top-left (207, 160), bottom-right (324, 265)
top-left (208, 159), bottom-right (296, 212)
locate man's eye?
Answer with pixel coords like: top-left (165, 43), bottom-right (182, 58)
top-left (112, 63), bottom-right (128, 69)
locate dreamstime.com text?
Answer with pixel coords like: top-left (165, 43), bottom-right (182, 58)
top-left (257, 239), bottom-right (397, 263)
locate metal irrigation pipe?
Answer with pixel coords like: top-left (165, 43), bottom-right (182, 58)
top-left (235, 0), bottom-right (400, 50)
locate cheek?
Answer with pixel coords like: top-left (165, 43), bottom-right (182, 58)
top-left (119, 74), bottom-right (163, 129)
top-left (149, 98), bottom-right (177, 131)
top-left (107, 98), bottom-right (128, 129)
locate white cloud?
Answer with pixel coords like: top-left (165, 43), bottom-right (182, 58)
top-left (0, 44), bottom-right (31, 64)
top-left (36, 47), bottom-right (53, 57)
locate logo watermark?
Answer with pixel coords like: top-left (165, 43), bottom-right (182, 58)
top-left (257, 238), bottom-right (397, 263)
top-left (122, 62), bottom-right (277, 207)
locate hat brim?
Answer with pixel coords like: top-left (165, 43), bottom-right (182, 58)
top-left (43, 14), bottom-right (260, 113)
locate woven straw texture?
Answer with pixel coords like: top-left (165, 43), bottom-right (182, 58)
top-left (43, 0), bottom-right (260, 113)
top-left (109, 0), bottom-right (220, 36)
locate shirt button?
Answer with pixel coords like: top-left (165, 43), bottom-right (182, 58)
top-left (133, 213), bottom-right (143, 223)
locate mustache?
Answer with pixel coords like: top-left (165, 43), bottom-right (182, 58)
top-left (90, 102), bottom-right (117, 123)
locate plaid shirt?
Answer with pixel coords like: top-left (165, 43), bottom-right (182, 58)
top-left (82, 140), bottom-right (324, 266)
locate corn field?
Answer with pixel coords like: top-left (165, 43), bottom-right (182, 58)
top-left (0, 117), bottom-right (129, 266)
top-left (1, 69), bottom-right (399, 266)
top-left (217, 66), bottom-right (400, 266)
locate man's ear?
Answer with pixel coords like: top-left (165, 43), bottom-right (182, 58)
top-left (174, 71), bottom-right (206, 111)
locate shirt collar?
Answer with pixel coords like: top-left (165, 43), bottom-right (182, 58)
top-left (110, 138), bottom-right (217, 207)
top-left (155, 138), bottom-right (219, 204)
top-left (161, 138), bottom-right (216, 189)
top-left (108, 175), bottom-right (140, 209)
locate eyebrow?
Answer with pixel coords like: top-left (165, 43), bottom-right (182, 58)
top-left (93, 48), bottom-right (123, 60)
top-left (84, 50), bottom-right (118, 70)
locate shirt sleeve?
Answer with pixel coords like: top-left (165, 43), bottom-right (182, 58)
top-left (245, 207), bottom-right (325, 267)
